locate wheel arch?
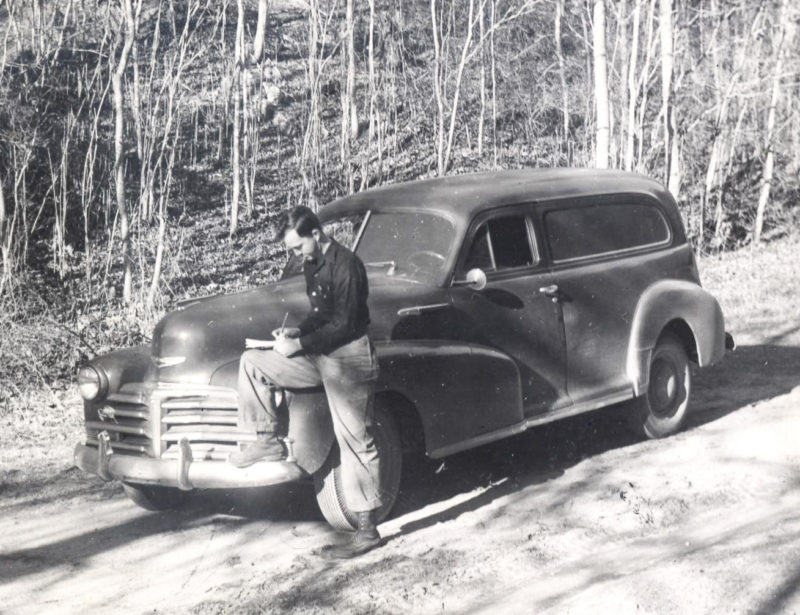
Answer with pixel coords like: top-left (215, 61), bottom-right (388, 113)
top-left (661, 319), bottom-right (699, 363)
top-left (627, 280), bottom-right (726, 396)
top-left (374, 389), bottom-right (427, 457)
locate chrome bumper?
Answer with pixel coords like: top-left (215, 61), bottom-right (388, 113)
top-left (74, 440), bottom-right (306, 490)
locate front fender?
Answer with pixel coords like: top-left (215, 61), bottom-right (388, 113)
top-left (375, 340), bottom-right (523, 456)
top-left (89, 345), bottom-right (154, 395)
top-left (209, 340), bottom-right (525, 471)
top-left (627, 280), bottom-right (726, 395)
top-left (210, 360), bottom-right (333, 475)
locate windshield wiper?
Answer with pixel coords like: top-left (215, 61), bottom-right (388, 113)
top-left (365, 260), bottom-right (396, 275)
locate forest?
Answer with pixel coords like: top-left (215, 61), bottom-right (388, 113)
top-left (1, 0), bottom-right (798, 400)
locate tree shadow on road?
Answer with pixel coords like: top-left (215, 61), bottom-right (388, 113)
top-left (387, 343), bottom-right (800, 539)
top-left (688, 344), bottom-right (800, 428)
top-left (5, 344), bottom-right (797, 584)
top-left (388, 408), bottom-right (638, 539)
top-left (0, 504), bottom-right (222, 583)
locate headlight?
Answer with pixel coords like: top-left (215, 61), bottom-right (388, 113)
top-left (77, 365), bottom-right (107, 401)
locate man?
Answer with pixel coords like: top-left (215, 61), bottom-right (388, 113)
top-left (230, 205), bottom-right (383, 559)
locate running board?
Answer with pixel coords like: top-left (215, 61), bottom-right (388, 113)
top-left (429, 389), bottom-right (634, 459)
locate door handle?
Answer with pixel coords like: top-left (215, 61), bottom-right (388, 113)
top-left (539, 284), bottom-right (562, 302)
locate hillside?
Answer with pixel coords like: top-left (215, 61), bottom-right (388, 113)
top-left (2, 0), bottom-right (800, 411)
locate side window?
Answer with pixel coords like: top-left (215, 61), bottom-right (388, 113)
top-left (464, 214), bottom-right (535, 273)
top-left (544, 203), bottom-right (670, 263)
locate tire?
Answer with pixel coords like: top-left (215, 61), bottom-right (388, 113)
top-left (123, 483), bottom-right (188, 511)
top-left (313, 403), bottom-right (403, 530)
top-left (631, 333), bottom-right (692, 439)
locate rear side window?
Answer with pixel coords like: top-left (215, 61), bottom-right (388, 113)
top-left (544, 203), bottom-right (670, 263)
top-left (464, 215), bottom-right (535, 272)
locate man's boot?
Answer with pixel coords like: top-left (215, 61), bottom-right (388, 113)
top-left (326, 510), bottom-right (382, 559)
top-left (228, 432), bottom-right (284, 467)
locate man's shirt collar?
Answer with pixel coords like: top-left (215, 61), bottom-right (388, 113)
top-left (306, 238), bottom-right (339, 274)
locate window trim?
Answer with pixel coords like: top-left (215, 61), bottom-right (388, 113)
top-left (453, 205), bottom-right (541, 284)
top-left (541, 199), bottom-right (673, 266)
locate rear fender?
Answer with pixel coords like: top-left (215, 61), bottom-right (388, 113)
top-left (627, 280), bottom-right (726, 395)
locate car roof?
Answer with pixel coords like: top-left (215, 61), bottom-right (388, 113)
top-left (321, 169), bottom-right (674, 222)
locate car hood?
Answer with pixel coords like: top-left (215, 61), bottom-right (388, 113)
top-left (150, 274), bottom-right (445, 384)
top-left (151, 276), bottom-right (309, 383)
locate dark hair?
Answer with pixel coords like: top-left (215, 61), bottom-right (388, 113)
top-left (277, 205), bottom-right (322, 238)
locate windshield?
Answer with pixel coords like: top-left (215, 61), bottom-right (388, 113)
top-left (281, 210), bottom-right (456, 284)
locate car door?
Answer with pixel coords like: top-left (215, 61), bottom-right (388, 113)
top-left (537, 196), bottom-right (674, 405)
top-left (449, 206), bottom-right (570, 416)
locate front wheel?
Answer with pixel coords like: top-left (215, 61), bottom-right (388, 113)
top-left (123, 483), bottom-right (188, 511)
top-left (313, 403), bottom-right (402, 530)
top-left (631, 333), bottom-right (692, 439)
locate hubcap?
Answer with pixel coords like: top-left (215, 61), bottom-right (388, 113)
top-left (649, 357), bottom-right (680, 417)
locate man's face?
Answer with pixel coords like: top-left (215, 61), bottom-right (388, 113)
top-left (284, 228), bottom-right (321, 262)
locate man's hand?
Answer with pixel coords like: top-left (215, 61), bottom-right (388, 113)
top-left (272, 326), bottom-right (301, 340)
top-left (274, 336), bottom-right (302, 357)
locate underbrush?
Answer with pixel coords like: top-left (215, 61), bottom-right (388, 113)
top-left (699, 232), bottom-right (800, 345)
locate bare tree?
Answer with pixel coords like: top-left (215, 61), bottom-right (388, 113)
top-left (593, 0), bottom-right (609, 168)
top-left (555, 0), bottom-right (569, 142)
top-left (341, 0), bottom-right (357, 190)
top-left (430, 0), bottom-right (446, 175)
top-left (753, 0), bottom-right (790, 243)
top-left (252, 0), bottom-right (269, 64)
top-left (0, 175), bottom-right (9, 295)
top-left (635, 0), bottom-right (656, 171)
top-left (113, 0), bottom-right (136, 303)
top-left (360, 0), bottom-right (377, 189)
top-left (624, 0), bottom-right (642, 170)
top-left (230, 0), bottom-right (245, 236)
top-left (659, 0), bottom-right (679, 196)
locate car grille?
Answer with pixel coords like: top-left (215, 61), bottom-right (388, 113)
top-left (84, 384), bottom-right (254, 460)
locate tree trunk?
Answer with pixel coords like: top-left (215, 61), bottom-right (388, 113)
top-left (555, 0), bottom-right (569, 142)
top-left (443, 0), bottom-right (475, 173)
top-left (431, 0), bottom-right (445, 175)
top-left (490, 0), bottom-right (498, 167)
top-left (659, 0), bottom-right (679, 195)
top-left (113, 0), bottom-right (135, 303)
top-left (593, 0), bottom-right (609, 169)
top-left (230, 0), bottom-right (244, 237)
top-left (753, 0), bottom-right (789, 243)
top-left (361, 0), bottom-right (376, 190)
top-left (341, 0), bottom-right (356, 191)
top-left (252, 0), bottom-right (268, 64)
top-left (300, 0), bottom-right (321, 202)
top-left (624, 0), bottom-right (641, 170)
top-left (635, 0), bottom-right (656, 171)
top-left (0, 175), bottom-right (9, 295)
top-left (478, 0), bottom-right (487, 156)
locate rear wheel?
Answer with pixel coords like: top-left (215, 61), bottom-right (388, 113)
top-left (313, 403), bottom-right (402, 530)
top-left (123, 483), bottom-right (188, 511)
top-left (631, 333), bottom-right (692, 439)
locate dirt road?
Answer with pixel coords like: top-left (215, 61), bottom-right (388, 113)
top-left (5, 228), bottom-right (800, 615)
top-left (2, 329), bottom-right (799, 614)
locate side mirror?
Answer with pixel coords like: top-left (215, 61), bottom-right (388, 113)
top-left (464, 268), bottom-right (487, 290)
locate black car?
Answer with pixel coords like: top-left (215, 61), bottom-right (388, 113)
top-left (74, 169), bottom-right (732, 528)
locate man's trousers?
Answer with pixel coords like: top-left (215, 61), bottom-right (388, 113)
top-left (237, 334), bottom-right (382, 512)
